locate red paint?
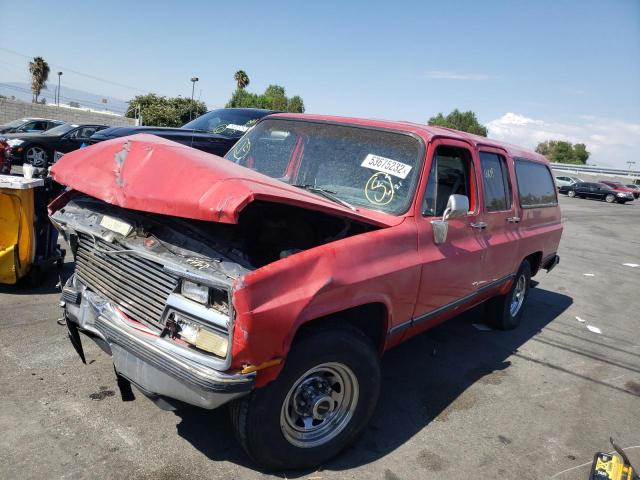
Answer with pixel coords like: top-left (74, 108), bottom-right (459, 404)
top-left (50, 117), bottom-right (562, 387)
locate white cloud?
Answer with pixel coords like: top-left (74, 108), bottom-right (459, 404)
top-left (486, 113), bottom-right (640, 168)
top-left (423, 70), bottom-right (492, 81)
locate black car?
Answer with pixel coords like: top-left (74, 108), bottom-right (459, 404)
top-left (0, 117), bottom-right (65, 134)
top-left (559, 182), bottom-right (634, 204)
top-left (3, 123), bottom-right (108, 167)
top-left (89, 108), bottom-right (277, 157)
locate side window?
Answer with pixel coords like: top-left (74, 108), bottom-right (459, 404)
top-left (423, 146), bottom-right (474, 216)
top-left (479, 152), bottom-right (512, 212)
top-left (79, 127), bottom-right (99, 138)
top-left (514, 159), bottom-right (558, 208)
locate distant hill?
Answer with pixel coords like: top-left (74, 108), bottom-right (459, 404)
top-left (0, 82), bottom-right (129, 115)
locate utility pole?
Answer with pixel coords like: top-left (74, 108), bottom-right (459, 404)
top-left (190, 77), bottom-right (199, 120)
top-left (57, 71), bottom-right (63, 106)
top-left (627, 160), bottom-right (636, 175)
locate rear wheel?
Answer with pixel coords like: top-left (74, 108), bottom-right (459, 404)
top-left (486, 260), bottom-right (531, 330)
top-left (567, 190), bottom-right (576, 198)
top-left (605, 194), bottom-right (615, 203)
top-left (230, 326), bottom-right (380, 471)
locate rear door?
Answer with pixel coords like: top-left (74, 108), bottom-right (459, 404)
top-left (475, 148), bottom-right (521, 286)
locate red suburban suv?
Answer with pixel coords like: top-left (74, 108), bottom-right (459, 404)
top-left (50, 114), bottom-right (562, 470)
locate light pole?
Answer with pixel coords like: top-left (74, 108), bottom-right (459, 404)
top-left (190, 76), bottom-right (199, 120)
top-left (57, 71), bottom-right (63, 106)
top-left (627, 160), bottom-right (636, 175)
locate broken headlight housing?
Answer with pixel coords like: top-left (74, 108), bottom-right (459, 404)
top-left (180, 280), bottom-right (230, 316)
top-left (181, 280), bottom-right (209, 305)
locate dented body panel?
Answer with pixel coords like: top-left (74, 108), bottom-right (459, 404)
top-left (52, 114), bottom-right (562, 408)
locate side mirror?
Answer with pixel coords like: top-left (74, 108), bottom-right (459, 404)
top-left (431, 194), bottom-right (469, 245)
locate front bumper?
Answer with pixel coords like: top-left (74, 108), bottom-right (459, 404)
top-left (63, 275), bottom-right (255, 410)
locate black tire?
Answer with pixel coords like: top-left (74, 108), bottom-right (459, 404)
top-left (230, 325), bottom-right (381, 471)
top-left (567, 190), bottom-right (576, 198)
top-left (486, 260), bottom-right (531, 330)
top-left (605, 194), bottom-right (615, 203)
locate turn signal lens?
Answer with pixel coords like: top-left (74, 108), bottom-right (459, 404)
top-left (175, 314), bottom-right (228, 357)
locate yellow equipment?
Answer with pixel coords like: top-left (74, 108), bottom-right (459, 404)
top-left (591, 439), bottom-right (638, 480)
top-left (0, 175), bottom-right (43, 284)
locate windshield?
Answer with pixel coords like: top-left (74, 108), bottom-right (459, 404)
top-left (5, 118), bottom-right (28, 128)
top-left (45, 124), bottom-right (76, 136)
top-left (224, 118), bottom-right (423, 215)
top-left (182, 109), bottom-right (266, 136)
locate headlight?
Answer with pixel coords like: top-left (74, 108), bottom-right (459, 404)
top-left (617, 192), bottom-right (625, 197)
top-left (6, 139), bottom-right (24, 147)
top-left (172, 312), bottom-right (229, 357)
top-left (181, 280), bottom-right (209, 304)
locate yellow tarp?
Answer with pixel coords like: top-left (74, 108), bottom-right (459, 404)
top-left (0, 187), bottom-right (35, 284)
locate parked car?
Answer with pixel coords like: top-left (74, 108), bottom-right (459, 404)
top-left (559, 182), bottom-right (634, 203)
top-left (0, 117), bottom-right (65, 134)
top-left (89, 108), bottom-right (277, 157)
top-left (3, 123), bottom-right (108, 168)
top-left (554, 175), bottom-right (582, 188)
top-left (50, 114), bottom-right (562, 470)
top-left (625, 184), bottom-right (640, 198)
top-left (599, 180), bottom-right (639, 199)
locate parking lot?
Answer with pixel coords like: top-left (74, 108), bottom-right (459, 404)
top-left (1, 194), bottom-right (638, 480)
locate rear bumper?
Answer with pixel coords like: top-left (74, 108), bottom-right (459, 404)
top-left (63, 275), bottom-right (254, 410)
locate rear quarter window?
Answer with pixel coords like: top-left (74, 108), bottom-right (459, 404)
top-left (514, 159), bottom-right (558, 208)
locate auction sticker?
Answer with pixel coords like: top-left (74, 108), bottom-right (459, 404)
top-left (361, 154), bottom-right (412, 179)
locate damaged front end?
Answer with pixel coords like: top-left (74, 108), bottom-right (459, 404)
top-left (52, 195), bottom-right (255, 410)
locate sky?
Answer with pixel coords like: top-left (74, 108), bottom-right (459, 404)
top-left (1, 0), bottom-right (639, 167)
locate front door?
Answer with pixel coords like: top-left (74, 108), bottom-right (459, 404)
top-left (409, 139), bottom-right (484, 334)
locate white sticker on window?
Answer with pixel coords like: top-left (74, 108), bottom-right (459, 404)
top-left (226, 124), bottom-right (249, 132)
top-left (361, 154), bottom-right (412, 179)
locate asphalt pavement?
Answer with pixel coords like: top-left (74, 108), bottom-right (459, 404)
top-left (1, 195), bottom-right (639, 480)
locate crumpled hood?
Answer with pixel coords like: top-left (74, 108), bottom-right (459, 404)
top-left (50, 134), bottom-right (401, 228)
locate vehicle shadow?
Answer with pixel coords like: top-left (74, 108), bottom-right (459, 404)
top-left (173, 287), bottom-right (573, 476)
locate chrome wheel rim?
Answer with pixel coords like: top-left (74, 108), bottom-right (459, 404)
top-left (605, 194), bottom-right (614, 203)
top-left (25, 147), bottom-right (47, 165)
top-left (280, 362), bottom-right (359, 448)
top-left (510, 274), bottom-right (527, 317)
top-left (568, 190), bottom-right (575, 197)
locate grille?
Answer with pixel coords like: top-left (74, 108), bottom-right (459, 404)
top-left (75, 233), bottom-right (179, 328)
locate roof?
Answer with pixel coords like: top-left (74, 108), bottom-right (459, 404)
top-left (271, 113), bottom-right (548, 164)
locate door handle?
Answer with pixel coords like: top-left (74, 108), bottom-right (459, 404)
top-left (470, 221), bottom-right (487, 230)
top-left (506, 216), bottom-right (521, 223)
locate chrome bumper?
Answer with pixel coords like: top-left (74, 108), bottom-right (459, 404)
top-left (63, 275), bottom-right (254, 410)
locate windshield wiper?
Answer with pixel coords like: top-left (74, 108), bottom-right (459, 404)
top-left (292, 184), bottom-right (357, 211)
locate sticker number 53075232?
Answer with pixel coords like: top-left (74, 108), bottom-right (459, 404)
top-left (361, 154), bottom-right (412, 179)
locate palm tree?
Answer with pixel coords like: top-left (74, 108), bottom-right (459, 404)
top-left (233, 70), bottom-right (250, 90)
top-left (29, 56), bottom-right (50, 103)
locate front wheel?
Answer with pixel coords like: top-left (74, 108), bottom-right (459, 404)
top-left (605, 194), bottom-right (615, 203)
top-left (230, 326), bottom-right (381, 471)
top-left (486, 260), bottom-right (531, 330)
top-left (24, 145), bottom-right (49, 167)
top-left (567, 190), bottom-right (576, 198)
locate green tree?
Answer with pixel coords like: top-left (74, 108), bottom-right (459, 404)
top-left (225, 84), bottom-right (305, 112)
top-left (233, 70), bottom-right (250, 90)
top-left (126, 93), bottom-right (207, 127)
top-left (287, 95), bottom-right (305, 113)
top-left (29, 56), bottom-right (50, 103)
top-left (535, 140), bottom-right (590, 164)
top-left (427, 109), bottom-right (488, 137)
